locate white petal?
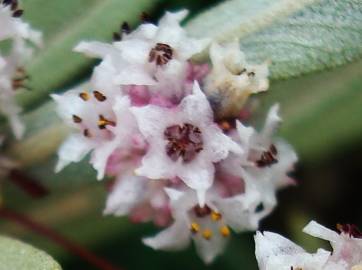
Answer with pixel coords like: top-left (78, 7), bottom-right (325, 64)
top-left (180, 81), bottom-right (213, 123)
top-left (260, 104), bottom-right (281, 143)
top-left (143, 220), bottom-right (190, 251)
top-left (104, 175), bottom-right (146, 216)
top-left (193, 230), bottom-right (228, 264)
top-left (55, 134), bottom-right (93, 172)
top-left (164, 187), bottom-right (184, 203)
top-left (236, 120), bottom-right (255, 149)
top-left (73, 41), bottom-right (116, 58)
top-left (91, 140), bottom-right (119, 180)
top-left (303, 220), bottom-right (340, 243)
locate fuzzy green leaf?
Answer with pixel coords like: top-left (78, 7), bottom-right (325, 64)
top-left (186, 0), bottom-right (362, 79)
top-left (0, 235), bottom-right (61, 270)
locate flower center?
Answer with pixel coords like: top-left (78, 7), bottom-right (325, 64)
top-left (256, 144), bottom-right (278, 167)
top-left (149, 43), bottom-right (173, 66)
top-left (164, 123), bottom-right (203, 163)
top-left (337, 223), bottom-right (362, 238)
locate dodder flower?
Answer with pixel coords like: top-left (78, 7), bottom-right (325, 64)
top-left (0, 0), bottom-right (42, 138)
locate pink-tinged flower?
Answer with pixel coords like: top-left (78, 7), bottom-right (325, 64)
top-left (52, 63), bottom-right (140, 179)
top-left (222, 104), bottom-right (297, 219)
top-left (254, 231), bottom-right (331, 270)
top-left (0, 1), bottom-right (42, 138)
top-left (131, 82), bottom-right (242, 205)
top-left (143, 186), bottom-right (262, 264)
top-left (303, 221), bottom-right (362, 269)
top-left (74, 10), bottom-right (209, 100)
top-left (104, 174), bottom-right (172, 227)
top-left (204, 41), bottom-right (269, 117)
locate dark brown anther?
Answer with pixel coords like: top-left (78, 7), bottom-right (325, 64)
top-left (236, 68), bottom-right (247, 75)
top-left (10, 0), bottom-right (17, 11)
top-left (121, 22), bottom-right (130, 34)
top-left (194, 205), bottom-right (212, 218)
top-left (248, 71), bottom-right (255, 77)
top-left (337, 223), bottom-right (362, 238)
top-left (164, 123), bottom-right (203, 163)
top-left (256, 144), bottom-right (278, 168)
top-left (98, 115), bottom-right (116, 129)
top-left (12, 9), bottom-right (23, 17)
top-left (79, 92), bottom-right (90, 101)
top-left (93, 91), bottom-right (107, 102)
top-left (83, 129), bottom-right (91, 138)
top-left (140, 12), bottom-right (151, 23)
top-left (2, 0), bottom-right (13, 7)
top-left (72, 115), bottom-right (82, 123)
top-left (149, 43), bottom-right (173, 66)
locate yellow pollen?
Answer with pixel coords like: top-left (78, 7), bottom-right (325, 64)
top-left (190, 223), bottom-right (200, 234)
top-left (79, 92), bottom-right (90, 101)
top-left (211, 211), bottom-right (222, 221)
top-left (202, 229), bottom-right (212, 240)
top-left (220, 226), bottom-right (230, 237)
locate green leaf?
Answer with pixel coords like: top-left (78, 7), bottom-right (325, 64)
top-left (256, 58), bottom-right (362, 162)
top-left (0, 235), bottom-right (61, 270)
top-left (186, 0), bottom-right (362, 79)
top-left (16, 0), bottom-right (158, 112)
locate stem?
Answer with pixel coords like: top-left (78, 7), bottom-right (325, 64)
top-left (8, 169), bottom-right (48, 198)
top-left (0, 207), bottom-right (123, 270)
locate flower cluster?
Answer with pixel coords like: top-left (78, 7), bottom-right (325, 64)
top-left (0, 0), bottom-right (42, 138)
top-left (255, 221), bottom-right (362, 270)
top-left (53, 10), bottom-right (297, 263)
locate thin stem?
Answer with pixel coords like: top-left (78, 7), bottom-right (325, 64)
top-left (0, 207), bottom-right (123, 270)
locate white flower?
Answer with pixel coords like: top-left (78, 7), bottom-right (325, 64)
top-left (304, 221), bottom-right (362, 269)
top-left (131, 81), bottom-right (242, 205)
top-left (254, 230), bottom-right (331, 270)
top-left (222, 104), bottom-right (297, 219)
top-left (0, 1), bottom-right (42, 138)
top-left (52, 64), bottom-right (139, 179)
top-left (144, 187), bottom-right (261, 264)
top-left (74, 10), bottom-right (209, 100)
top-left (204, 41), bottom-right (269, 117)
top-left (104, 173), bottom-right (171, 226)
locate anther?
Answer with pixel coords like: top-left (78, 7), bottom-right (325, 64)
top-left (79, 92), bottom-right (90, 101)
top-left (220, 226), bottom-right (230, 237)
top-left (149, 43), bottom-right (173, 66)
top-left (190, 222), bottom-right (200, 234)
top-left (83, 129), bottom-right (91, 138)
top-left (202, 229), bottom-right (212, 240)
top-left (211, 211), bottom-right (222, 221)
top-left (72, 115), bottom-right (82, 123)
top-left (93, 91), bottom-right (106, 102)
top-left (98, 115), bottom-right (115, 129)
top-left (248, 71), bottom-right (255, 77)
top-left (12, 9), bottom-right (23, 17)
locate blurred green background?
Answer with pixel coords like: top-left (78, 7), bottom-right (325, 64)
top-left (0, 0), bottom-right (361, 269)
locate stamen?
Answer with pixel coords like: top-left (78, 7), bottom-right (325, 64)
top-left (190, 222), bottom-right (200, 234)
top-left (202, 229), bottom-right (212, 240)
top-left (211, 211), bottom-right (222, 221)
top-left (98, 115), bottom-right (116, 129)
top-left (149, 43), bottom-right (173, 66)
top-left (219, 226), bottom-right (230, 237)
top-left (256, 144), bottom-right (278, 167)
top-left (164, 123), bottom-right (203, 163)
top-left (337, 223), bottom-right (362, 238)
top-left (79, 92), bottom-right (90, 101)
top-left (93, 91), bottom-right (106, 102)
top-left (248, 71), bottom-right (255, 77)
top-left (12, 9), bottom-right (23, 17)
top-left (121, 22), bottom-right (130, 34)
top-left (83, 129), bottom-right (91, 138)
top-left (194, 205), bottom-right (211, 218)
top-left (72, 115), bottom-right (82, 123)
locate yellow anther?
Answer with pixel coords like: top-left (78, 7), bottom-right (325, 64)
top-left (211, 211), bottom-right (222, 221)
top-left (79, 92), bottom-right (90, 101)
top-left (202, 229), bottom-right (212, 240)
top-left (190, 223), bottom-right (200, 234)
top-left (220, 226), bottom-right (230, 237)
